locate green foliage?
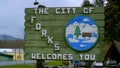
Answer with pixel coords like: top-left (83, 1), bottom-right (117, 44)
top-left (45, 60), bottom-right (67, 66)
top-left (82, 0), bottom-right (94, 7)
top-left (91, 0), bottom-right (99, 7)
top-left (105, 0), bottom-right (120, 41)
top-left (74, 25), bottom-right (81, 38)
top-left (91, 0), bottom-right (104, 7)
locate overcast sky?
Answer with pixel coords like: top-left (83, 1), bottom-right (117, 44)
top-left (0, 0), bottom-right (94, 39)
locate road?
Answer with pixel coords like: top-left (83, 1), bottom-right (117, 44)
top-left (0, 60), bottom-right (36, 66)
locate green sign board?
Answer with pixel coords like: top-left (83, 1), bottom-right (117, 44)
top-left (24, 7), bottom-right (104, 61)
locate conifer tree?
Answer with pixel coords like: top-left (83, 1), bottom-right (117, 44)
top-left (74, 25), bottom-right (81, 38)
top-left (82, 0), bottom-right (93, 7)
top-left (105, 0), bottom-right (120, 41)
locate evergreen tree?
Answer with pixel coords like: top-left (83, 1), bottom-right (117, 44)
top-left (92, 0), bottom-right (104, 7)
top-left (82, 0), bottom-right (94, 7)
top-left (74, 25), bottom-right (81, 38)
top-left (105, 0), bottom-right (120, 41)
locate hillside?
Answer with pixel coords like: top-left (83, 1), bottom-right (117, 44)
top-left (0, 35), bottom-right (24, 48)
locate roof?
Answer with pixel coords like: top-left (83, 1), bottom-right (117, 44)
top-left (0, 52), bottom-right (13, 57)
top-left (104, 40), bottom-right (120, 62)
top-left (114, 40), bottom-right (120, 55)
top-left (104, 41), bottom-right (112, 57)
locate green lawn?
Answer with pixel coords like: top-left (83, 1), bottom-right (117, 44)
top-left (45, 60), bottom-right (68, 66)
top-left (0, 64), bottom-right (35, 68)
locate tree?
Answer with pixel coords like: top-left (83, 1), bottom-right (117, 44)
top-left (92, 0), bottom-right (102, 7)
top-left (74, 25), bottom-right (81, 38)
top-left (104, 0), bottom-right (120, 41)
top-left (82, 0), bottom-right (94, 7)
top-left (91, 0), bottom-right (107, 7)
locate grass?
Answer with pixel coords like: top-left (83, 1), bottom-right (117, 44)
top-left (45, 60), bottom-right (68, 66)
top-left (0, 64), bottom-right (35, 68)
top-left (46, 60), bottom-right (63, 66)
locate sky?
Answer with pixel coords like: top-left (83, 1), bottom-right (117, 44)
top-left (0, 0), bottom-right (94, 39)
top-left (0, 0), bottom-right (94, 52)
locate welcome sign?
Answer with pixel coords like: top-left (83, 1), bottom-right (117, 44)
top-left (24, 7), bottom-right (104, 61)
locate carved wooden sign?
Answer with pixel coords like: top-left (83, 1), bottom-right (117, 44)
top-left (24, 7), bottom-right (104, 61)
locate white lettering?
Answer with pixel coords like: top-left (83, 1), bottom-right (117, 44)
top-left (72, 8), bottom-right (76, 14)
top-left (31, 53), bottom-right (74, 60)
top-left (48, 36), bottom-right (53, 44)
top-left (68, 54), bottom-right (73, 60)
top-left (63, 54), bottom-right (67, 60)
top-left (66, 8), bottom-right (71, 14)
top-left (89, 7), bottom-right (94, 13)
top-left (44, 8), bottom-right (49, 14)
top-left (31, 53), bottom-right (95, 60)
top-left (61, 8), bottom-right (65, 14)
top-left (55, 8), bottom-right (76, 14)
top-left (79, 54), bottom-right (84, 60)
top-left (54, 43), bottom-right (60, 51)
top-left (90, 54), bottom-right (95, 60)
top-left (38, 8), bottom-right (49, 14)
top-left (47, 54), bottom-right (51, 60)
top-left (83, 7), bottom-right (89, 13)
top-left (42, 54), bottom-right (46, 59)
top-left (58, 54), bottom-right (62, 60)
top-left (34, 8), bottom-right (38, 14)
top-left (83, 7), bottom-right (94, 13)
top-left (38, 8), bottom-right (44, 14)
top-left (52, 54), bottom-right (57, 60)
top-left (34, 8), bottom-right (77, 14)
top-left (31, 53), bottom-right (36, 59)
top-left (31, 16), bottom-right (36, 23)
top-left (79, 54), bottom-right (96, 60)
top-left (55, 8), bottom-right (60, 14)
top-left (85, 54), bottom-right (89, 60)
top-left (37, 53), bottom-right (41, 59)
top-left (36, 23), bottom-right (41, 30)
top-left (42, 30), bottom-right (47, 37)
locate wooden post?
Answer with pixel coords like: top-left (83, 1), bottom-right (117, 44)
top-left (85, 61), bottom-right (93, 68)
top-left (36, 60), bottom-right (44, 68)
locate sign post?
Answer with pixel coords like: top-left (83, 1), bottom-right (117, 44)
top-left (24, 6), bottom-right (104, 67)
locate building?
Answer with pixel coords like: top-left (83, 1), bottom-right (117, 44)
top-left (8, 49), bottom-right (24, 61)
top-left (0, 48), bottom-right (24, 61)
top-left (0, 52), bottom-right (13, 61)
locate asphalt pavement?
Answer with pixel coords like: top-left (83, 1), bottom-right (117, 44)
top-left (0, 60), bottom-right (36, 66)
